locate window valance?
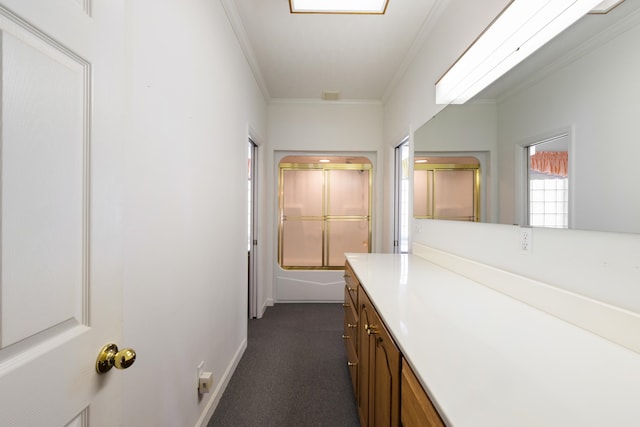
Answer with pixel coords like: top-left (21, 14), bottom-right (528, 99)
top-left (530, 151), bottom-right (568, 177)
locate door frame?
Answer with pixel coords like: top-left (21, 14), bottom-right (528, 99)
top-left (248, 138), bottom-right (258, 318)
top-left (393, 138), bottom-right (410, 254)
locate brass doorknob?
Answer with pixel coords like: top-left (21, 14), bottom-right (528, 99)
top-left (96, 343), bottom-right (137, 374)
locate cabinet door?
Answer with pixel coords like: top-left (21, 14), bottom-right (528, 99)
top-left (401, 359), bottom-right (445, 427)
top-left (358, 289), bottom-right (373, 427)
top-left (369, 310), bottom-right (401, 427)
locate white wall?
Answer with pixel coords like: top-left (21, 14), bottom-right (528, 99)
top-left (413, 220), bottom-right (640, 315)
top-left (123, 1), bottom-right (267, 426)
top-left (383, 0), bottom-right (509, 143)
top-left (497, 10), bottom-right (640, 233)
top-left (384, 0), bottom-right (640, 319)
top-left (266, 101), bottom-right (384, 303)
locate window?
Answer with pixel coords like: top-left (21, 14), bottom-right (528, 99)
top-left (527, 135), bottom-right (569, 229)
top-left (278, 156), bottom-right (372, 269)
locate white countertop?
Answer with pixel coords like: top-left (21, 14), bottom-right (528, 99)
top-left (345, 253), bottom-right (640, 427)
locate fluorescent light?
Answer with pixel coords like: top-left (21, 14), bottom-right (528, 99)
top-left (436, 0), bottom-right (603, 105)
top-left (590, 0), bottom-right (624, 13)
top-left (289, 0), bottom-right (389, 14)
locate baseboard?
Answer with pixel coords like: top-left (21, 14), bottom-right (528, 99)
top-left (413, 243), bottom-right (640, 354)
top-left (274, 300), bottom-right (344, 303)
top-left (194, 338), bottom-right (247, 427)
top-left (258, 298), bottom-right (274, 318)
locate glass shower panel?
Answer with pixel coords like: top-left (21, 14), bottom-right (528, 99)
top-left (414, 170), bottom-right (428, 217)
top-left (278, 157), bottom-right (372, 269)
top-left (282, 170), bottom-right (323, 217)
top-left (281, 220), bottom-right (323, 267)
top-left (327, 170), bottom-right (369, 216)
top-left (414, 170), bottom-right (434, 217)
top-left (326, 220), bottom-right (369, 266)
top-left (433, 170), bottom-right (475, 220)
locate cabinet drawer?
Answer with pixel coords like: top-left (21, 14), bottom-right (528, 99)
top-left (344, 285), bottom-right (358, 322)
top-left (343, 297), bottom-right (358, 354)
top-left (343, 298), bottom-right (358, 395)
top-left (344, 262), bottom-right (359, 309)
top-left (346, 330), bottom-right (358, 395)
top-left (401, 359), bottom-right (444, 427)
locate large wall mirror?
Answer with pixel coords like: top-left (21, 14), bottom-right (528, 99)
top-left (414, 0), bottom-right (640, 234)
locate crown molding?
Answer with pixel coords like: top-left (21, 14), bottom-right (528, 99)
top-left (382, 0), bottom-right (450, 103)
top-left (220, 0), bottom-right (271, 102)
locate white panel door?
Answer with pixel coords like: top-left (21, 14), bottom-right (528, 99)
top-left (0, 0), bottom-right (126, 425)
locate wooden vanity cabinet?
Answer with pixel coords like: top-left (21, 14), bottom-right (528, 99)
top-left (344, 260), bottom-right (444, 427)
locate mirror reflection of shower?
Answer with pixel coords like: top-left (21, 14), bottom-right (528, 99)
top-left (413, 156), bottom-right (480, 222)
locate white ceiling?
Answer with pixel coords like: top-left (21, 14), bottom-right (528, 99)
top-left (226, 0), bottom-right (439, 101)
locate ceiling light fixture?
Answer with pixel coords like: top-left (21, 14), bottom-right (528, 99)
top-left (319, 159), bottom-right (331, 163)
top-left (289, 0), bottom-right (389, 14)
top-left (435, 0), bottom-right (604, 105)
top-left (590, 0), bottom-right (624, 14)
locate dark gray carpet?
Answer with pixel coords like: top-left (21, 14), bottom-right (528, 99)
top-left (208, 303), bottom-right (360, 427)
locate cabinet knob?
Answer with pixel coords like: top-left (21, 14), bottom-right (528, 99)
top-left (342, 334), bottom-right (350, 339)
top-left (367, 326), bottom-right (378, 336)
top-left (342, 303), bottom-right (350, 308)
top-left (347, 361), bottom-right (357, 367)
top-left (348, 287), bottom-right (357, 292)
top-left (347, 323), bottom-right (357, 329)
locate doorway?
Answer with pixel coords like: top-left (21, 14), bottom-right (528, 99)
top-left (394, 139), bottom-right (410, 253)
top-left (248, 139), bottom-right (258, 318)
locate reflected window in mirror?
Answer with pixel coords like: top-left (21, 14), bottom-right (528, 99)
top-left (527, 135), bottom-right (569, 229)
top-left (414, 156), bottom-right (480, 222)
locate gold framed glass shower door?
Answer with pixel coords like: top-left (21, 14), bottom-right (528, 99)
top-left (414, 163), bottom-right (480, 221)
top-left (279, 160), bottom-right (372, 269)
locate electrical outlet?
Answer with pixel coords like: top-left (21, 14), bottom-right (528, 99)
top-left (199, 371), bottom-right (213, 394)
top-left (520, 227), bottom-right (532, 254)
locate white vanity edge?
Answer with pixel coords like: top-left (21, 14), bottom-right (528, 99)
top-left (413, 242), bottom-right (640, 354)
top-left (345, 251), bottom-right (640, 427)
